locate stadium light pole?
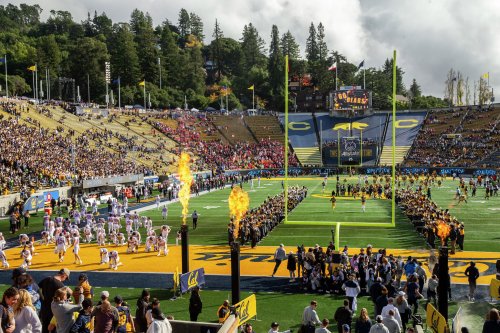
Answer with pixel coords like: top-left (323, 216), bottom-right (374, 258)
top-left (284, 55), bottom-right (289, 223)
top-left (391, 50), bottom-right (396, 227)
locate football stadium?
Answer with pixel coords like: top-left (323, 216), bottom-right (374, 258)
top-left (0, 2), bottom-right (499, 333)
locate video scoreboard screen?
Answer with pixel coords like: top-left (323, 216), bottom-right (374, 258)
top-left (332, 87), bottom-right (371, 111)
top-left (340, 137), bottom-right (362, 165)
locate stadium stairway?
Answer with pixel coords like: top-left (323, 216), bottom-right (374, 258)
top-left (293, 147), bottom-right (323, 166)
top-left (379, 145), bottom-right (410, 165)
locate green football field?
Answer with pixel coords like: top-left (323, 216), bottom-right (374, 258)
top-left (5, 177), bottom-right (500, 252)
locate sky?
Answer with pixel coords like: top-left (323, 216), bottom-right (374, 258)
top-left (8, 0), bottom-right (500, 98)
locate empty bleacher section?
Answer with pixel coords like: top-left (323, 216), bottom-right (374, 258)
top-left (380, 112), bottom-right (427, 165)
top-left (279, 114), bottom-right (321, 166)
top-left (210, 115), bottom-right (256, 145)
top-left (244, 116), bottom-right (284, 142)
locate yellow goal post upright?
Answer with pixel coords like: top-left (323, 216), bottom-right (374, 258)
top-left (283, 51), bottom-right (397, 245)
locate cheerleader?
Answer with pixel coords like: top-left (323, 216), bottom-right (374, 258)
top-left (109, 250), bottom-right (120, 270)
top-left (0, 233), bottom-right (5, 249)
top-left (20, 246), bottom-right (32, 269)
top-left (54, 234), bottom-right (67, 262)
top-left (19, 234), bottom-right (29, 247)
top-left (100, 248), bottom-right (109, 264)
top-left (0, 249), bottom-right (8, 268)
top-left (127, 236), bottom-right (138, 253)
top-left (71, 231), bottom-right (83, 264)
top-left (145, 236), bottom-right (155, 253)
top-left (157, 236), bottom-right (168, 256)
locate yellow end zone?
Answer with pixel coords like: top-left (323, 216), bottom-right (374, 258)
top-left (4, 244), bottom-right (497, 285)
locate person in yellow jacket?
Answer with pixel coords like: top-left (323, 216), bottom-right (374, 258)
top-left (217, 300), bottom-right (230, 323)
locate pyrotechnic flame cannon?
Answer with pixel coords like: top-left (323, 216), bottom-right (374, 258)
top-left (228, 187), bottom-right (249, 304)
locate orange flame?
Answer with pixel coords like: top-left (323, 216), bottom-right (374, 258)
top-left (436, 221), bottom-right (451, 244)
top-left (228, 187), bottom-right (250, 239)
top-left (178, 152), bottom-right (193, 225)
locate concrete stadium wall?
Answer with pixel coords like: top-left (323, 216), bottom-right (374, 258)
top-left (0, 186), bottom-right (72, 215)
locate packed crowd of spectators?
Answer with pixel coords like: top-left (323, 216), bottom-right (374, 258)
top-left (229, 186), bottom-right (308, 247)
top-left (0, 116), bottom-right (152, 195)
top-left (405, 106), bottom-right (500, 167)
top-left (151, 113), bottom-right (298, 171)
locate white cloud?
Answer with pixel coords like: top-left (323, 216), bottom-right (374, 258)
top-left (7, 0), bottom-right (500, 98)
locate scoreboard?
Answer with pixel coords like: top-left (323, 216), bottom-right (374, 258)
top-left (331, 87), bottom-right (371, 111)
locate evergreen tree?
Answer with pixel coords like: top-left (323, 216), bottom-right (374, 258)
top-left (178, 9), bottom-right (190, 39)
top-left (69, 37), bottom-right (109, 103)
top-left (159, 22), bottom-right (181, 89)
top-left (108, 23), bottom-right (140, 87)
top-left (268, 25), bottom-right (284, 109)
top-left (130, 10), bottom-right (159, 84)
top-left (189, 12), bottom-right (204, 41)
top-left (280, 30), bottom-right (300, 59)
top-left (409, 78), bottom-right (421, 99)
top-left (211, 19), bottom-right (223, 81)
top-left (240, 23), bottom-right (266, 72)
top-left (305, 23), bottom-right (318, 63)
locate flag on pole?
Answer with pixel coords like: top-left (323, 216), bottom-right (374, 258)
top-left (328, 62), bottom-right (337, 71)
top-left (248, 85), bottom-right (254, 90)
top-left (482, 72), bottom-right (489, 79)
top-left (113, 78), bottom-right (120, 84)
top-left (138, 80), bottom-right (145, 86)
top-left (27, 65), bottom-right (37, 71)
top-left (0, 56), bottom-right (5, 64)
top-left (357, 60), bottom-right (365, 70)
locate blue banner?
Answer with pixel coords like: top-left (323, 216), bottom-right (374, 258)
top-left (23, 195), bottom-right (45, 211)
top-left (180, 268), bottom-right (205, 293)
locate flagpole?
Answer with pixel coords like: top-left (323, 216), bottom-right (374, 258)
top-left (47, 68), bottom-right (50, 100)
top-left (284, 55), bottom-right (289, 223)
top-left (4, 55), bottom-right (8, 98)
top-left (143, 80), bottom-right (146, 111)
top-left (252, 86), bottom-right (255, 110)
top-left (118, 77), bottom-right (121, 109)
top-left (87, 73), bottom-right (90, 103)
top-left (35, 63), bottom-right (38, 102)
top-left (363, 68), bottom-right (366, 90)
top-left (32, 69), bottom-right (35, 100)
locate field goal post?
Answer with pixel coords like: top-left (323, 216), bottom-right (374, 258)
top-left (283, 51), bottom-right (398, 245)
